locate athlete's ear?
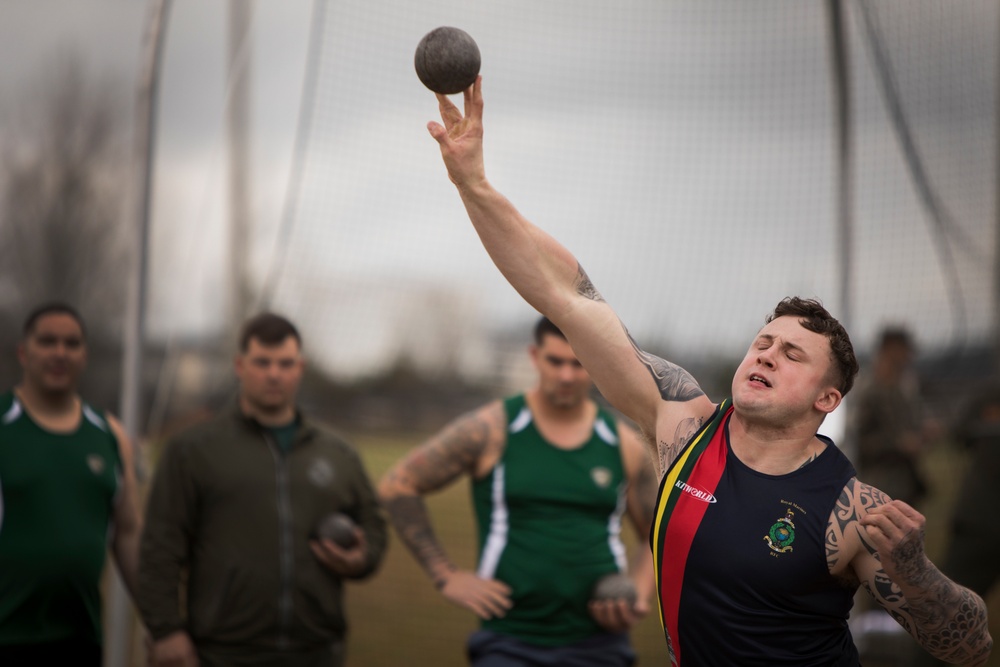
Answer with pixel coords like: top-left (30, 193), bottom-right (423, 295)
top-left (528, 343), bottom-right (540, 369)
top-left (814, 386), bottom-right (842, 415)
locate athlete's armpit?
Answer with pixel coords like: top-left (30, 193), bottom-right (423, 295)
top-left (657, 417), bottom-right (705, 473)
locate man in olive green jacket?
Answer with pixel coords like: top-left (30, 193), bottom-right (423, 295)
top-left (138, 313), bottom-right (387, 667)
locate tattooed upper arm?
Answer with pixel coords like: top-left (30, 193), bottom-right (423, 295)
top-left (625, 330), bottom-right (704, 403)
top-left (382, 403), bottom-right (502, 495)
top-left (827, 479), bottom-right (911, 619)
top-left (827, 478), bottom-right (889, 569)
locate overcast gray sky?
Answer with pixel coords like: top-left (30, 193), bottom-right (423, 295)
top-left (1, 1), bottom-right (996, 393)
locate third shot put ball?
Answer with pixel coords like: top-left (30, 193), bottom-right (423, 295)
top-left (591, 572), bottom-right (638, 607)
top-left (314, 512), bottom-right (359, 549)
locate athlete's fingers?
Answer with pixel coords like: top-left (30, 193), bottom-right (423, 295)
top-left (428, 121), bottom-right (448, 143)
top-left (436, 92), bottom-right (463, 128)
top-left (463, 76), bottom-right (483, 120)
top-left (588, 598), bottom-right (636, 633)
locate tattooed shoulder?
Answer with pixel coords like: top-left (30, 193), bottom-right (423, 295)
top-left (832, 478), bottom-right (887, 528)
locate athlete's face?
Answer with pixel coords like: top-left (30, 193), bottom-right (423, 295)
top-left (18, 312), bottom-right (87, 396)
top-left (731, 315), bottom-right (841, 424)
top-left (236, 336), bottom-right (304, 420)
top-left (531, 333), bottom-right (592, 410)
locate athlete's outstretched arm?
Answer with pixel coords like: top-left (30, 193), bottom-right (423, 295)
top-left (428, 78), bottom-right (712, 443)
top-left (829, 479), bottom-right (992, 665)
top-left (378, 402), bottom-right (512, 620)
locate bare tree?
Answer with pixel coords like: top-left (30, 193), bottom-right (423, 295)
top-left (0, 56), bottom-right (131, 409)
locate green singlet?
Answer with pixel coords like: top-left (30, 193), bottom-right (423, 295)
top-left (472, 394), bottom-right (628, 646)
top-left (0, 391), bottom-right (122, 646)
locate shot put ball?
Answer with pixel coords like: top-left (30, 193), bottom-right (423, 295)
top-left (591, 572), bottom-right (637, 607)
top-left (314, 512), bottom-right (359, 549)
top-left (414, 26), bottom-right (481, 95)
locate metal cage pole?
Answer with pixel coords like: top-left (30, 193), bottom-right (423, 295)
top-left (108, 2), bottom-right (170, 666)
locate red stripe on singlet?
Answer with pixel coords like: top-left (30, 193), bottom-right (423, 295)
top-left (655, 407), bottom-right (730, 665)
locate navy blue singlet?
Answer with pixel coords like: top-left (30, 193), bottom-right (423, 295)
top-left (652, 401), bottom-right (860, 666)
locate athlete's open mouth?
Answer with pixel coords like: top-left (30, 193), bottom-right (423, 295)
top-left (749, 374), bottom-right (771, 387)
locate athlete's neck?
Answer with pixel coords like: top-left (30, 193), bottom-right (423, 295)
top-left (14, 384), bottom-right (82, 432)
top-left (239, 396), bottom-right (296, 427)
top-left (728, 411), bottom-right (827, 475)
top-left (524, 389), bottom-right (596, 450)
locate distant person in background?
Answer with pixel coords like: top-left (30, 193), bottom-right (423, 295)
top-left (379, 316), bottom-right (657, 667)
top-left (848, 326), bottom-right (934, 507)
top-left (0, 302), bottom-right (142, 666)
top-left (138, 312), bottom-right (387, 667)
top-left (942, 381), bottom-right (1000, 599)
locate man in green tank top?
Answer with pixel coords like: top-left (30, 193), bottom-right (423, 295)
top-left (0, 303), bottom-right (143, 666)
top-left (380, 317), bottom-right (657, 666)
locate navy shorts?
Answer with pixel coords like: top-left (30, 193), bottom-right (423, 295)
top-left (0, 639), bottom-right (101, 667)
top-left (466, 630), bottom-right (636, 667)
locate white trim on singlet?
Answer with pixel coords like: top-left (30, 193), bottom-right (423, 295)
top-left (2, 399), bottom-right (22, 425)
top-left (82, 403), bottom-right (109, 432)
top-left (608, 481), bottom-right (629, 572)
top-left (476, 464), bottom-right (509, 579)
top-left (595, 417), bottom-right (618, 446)
top-left (0, 399), bottom-right (16, 534)
top-left (508, 406), bottom-right (532, 434)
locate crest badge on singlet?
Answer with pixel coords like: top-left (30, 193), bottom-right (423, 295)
top-left (86, 454), bottom-right (105, 476)
top-left (590, 466), bottom-right (612, 489)
top-left (764, 508), bottom-right (796, 554)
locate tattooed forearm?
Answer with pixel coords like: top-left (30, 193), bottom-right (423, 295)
top-left (574, 264), bottom-right (604, 302)
top-left (624, 328), bottom-right (704, 403)
top-left (908, 576), bottom-right (992, 664)
top-left (382, 495), bottom-right (455, 586)
top-left (378, 406), bottom-right (502, 586)
top-left (831, 478), bottom-right (993, 664)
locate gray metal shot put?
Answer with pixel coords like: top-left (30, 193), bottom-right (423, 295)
top-left (414, 26), bottom-right (481, 95)
top-left (314, 512), bottom-right (359, 549)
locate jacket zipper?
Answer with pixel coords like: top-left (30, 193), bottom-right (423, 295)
top-left (264, 432), bottom-right (294, 650)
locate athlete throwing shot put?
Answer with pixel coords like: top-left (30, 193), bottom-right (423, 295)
top-left (424, 77), bottom-right (992, 666)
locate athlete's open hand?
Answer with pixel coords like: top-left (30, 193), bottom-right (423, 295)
top-left (149, 630), bottom-right (199, 667)
top-left (859, 498), bottom-right (930, 586)
top-left (439, 569), bottom-right (512, 620)
top-left (427, 76), bottom-right (485, 191)
top-left (589, 589), bottom-right (648, 634)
